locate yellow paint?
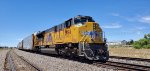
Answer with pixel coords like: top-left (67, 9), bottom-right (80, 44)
top-left (34, 22), bottom-right (104, 47)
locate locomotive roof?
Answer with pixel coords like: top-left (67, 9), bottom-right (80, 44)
top-left (74, 15), bottom-right (92, 19)
top-left (36, 15), bottom-right (93, 34)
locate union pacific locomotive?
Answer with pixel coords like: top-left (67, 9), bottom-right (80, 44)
top-left (18, 15), bottom-right (109, 62)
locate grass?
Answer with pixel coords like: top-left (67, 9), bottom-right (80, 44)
top-left (0, 48), bottom-right (9, 52)
top-left (109, 46), bottom-right (150, 59)
top-left (0, 49), bottom-right (3, 52)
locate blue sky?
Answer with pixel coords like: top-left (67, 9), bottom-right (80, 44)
top-left (0, 0), bottom-right (150, 47)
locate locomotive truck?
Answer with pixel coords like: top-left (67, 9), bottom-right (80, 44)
top-left (17, 15), bottom-right (109, 62)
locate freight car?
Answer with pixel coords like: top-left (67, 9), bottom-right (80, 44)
top-left (17, 15), bottom-right (109, 62)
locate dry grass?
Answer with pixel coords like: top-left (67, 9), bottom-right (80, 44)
top-left (0, 48), bottom-right (10, 52)
top-left (0, 48), bottom-right (3, 51)
top-left (109, 47), bottom-right (150, 59)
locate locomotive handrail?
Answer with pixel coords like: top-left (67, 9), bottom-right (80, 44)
top-left (79, 35), bottom-right (87, 56)
top-left (79, 34), bottom-right (88, 51)
top-left (79, 35), bottom-right (86, 42)
top-left (79, 34), bottom-right (94, 60)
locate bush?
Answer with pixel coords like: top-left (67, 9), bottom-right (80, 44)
top-left (133, 34), bottom-right (150, 49)
top-left (133, 41), bottom-right (141, 49)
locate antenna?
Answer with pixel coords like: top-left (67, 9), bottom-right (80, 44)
top-left (103, 32), bottom-right (107, 43)
top-left (104, 32), bottom-right (105, 39)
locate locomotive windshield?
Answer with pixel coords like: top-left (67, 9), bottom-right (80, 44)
top-left (74, 17), bottom-right (95, 24)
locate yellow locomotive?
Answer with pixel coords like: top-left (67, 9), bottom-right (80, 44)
top-left (18, 15), bottom-right (109, 62)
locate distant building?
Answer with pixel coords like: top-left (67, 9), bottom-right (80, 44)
top-left (107, 41), bottom-right (122, 45)
top-left (107, 40), bottom-right (127, 45)
top-left (121, 40), bottom-right (127, 45)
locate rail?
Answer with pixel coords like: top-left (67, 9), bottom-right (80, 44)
top-left (4, 49), bottom-right (42, 71)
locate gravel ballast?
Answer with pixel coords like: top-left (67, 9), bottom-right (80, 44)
top-left (14, 49), bottom-right (112, 71)
top-left (0, 49), bottom-right (9, 71)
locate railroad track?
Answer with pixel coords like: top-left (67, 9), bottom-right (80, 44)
top-left (20, 49), bottom-right (150, 71)
top-left (93, 56), bottom-right (150, 71)
top-left (93, 61), bottom-right (150, 71)
top-left (110, 56), bottom-right (150, 62)
top-left (4, 50), bottom-right (42, 71)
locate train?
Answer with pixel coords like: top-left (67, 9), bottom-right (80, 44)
top-left (17, 15), bottom-right (109, 62)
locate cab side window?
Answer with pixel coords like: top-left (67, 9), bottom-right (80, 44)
top-left (54, 26), bottom-right (57, 32)
top-left (65, 19), bottom-right (72, 28)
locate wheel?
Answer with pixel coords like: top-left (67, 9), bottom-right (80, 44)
top-left (101, 51), bottom-right (109, 63)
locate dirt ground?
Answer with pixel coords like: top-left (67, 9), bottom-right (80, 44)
top-left (109, 47), bottom-right (150, 59)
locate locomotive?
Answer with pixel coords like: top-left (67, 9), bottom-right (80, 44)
top-left (18, 15), bottom-right (109, 62)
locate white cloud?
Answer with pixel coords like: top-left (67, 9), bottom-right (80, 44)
top-left (138, 16), bottom-right (150, 24)
top-left (111, 13), bottom-right (150, 24)
top-left (17, 38), bottom-right (23, 41)
top-left (0, 42), bottom-right (7, 47)
top-left (111, 13), bottom-right (120, 17)
top-left (135, 26), bottom-right (146, 30)
top-left (101, 23), bottom-right (122, 29)
top-left (136, 31), bottom-right (141, 35)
